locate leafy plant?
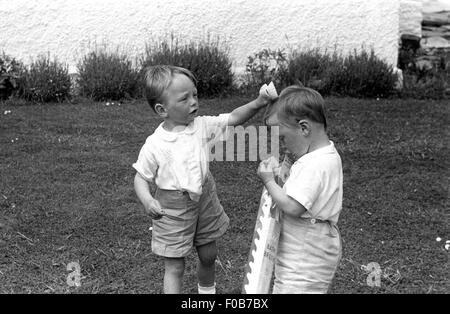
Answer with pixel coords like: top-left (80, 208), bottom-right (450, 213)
top-left (398, 44), bottom-right (449, 99)
top-left (286, 48), bottom-right (335, 91)
top-left (326, 49), bottom-right (397, 98)
top-left (18, 54), bottom-right (71, 103)
top-left (0, 52), bottom-right (23, 100)
top-left (77, 50), bottom-right (139, 101)
top-left (284, 48), bottom-right (397, 98)
top-left (140, 35), bottom-right (234, 97)
top-left (401, 69), bottom-right (449, 99)
top-left (244, 48), bottom-right (289, 90)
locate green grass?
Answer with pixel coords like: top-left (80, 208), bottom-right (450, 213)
top-left (0, 96), bottom-right (448, 294)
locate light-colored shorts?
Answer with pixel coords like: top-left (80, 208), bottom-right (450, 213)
top-left (272, 215), bottom-right (342, 294)
top-left (151, 172), bottom-right (229, 258)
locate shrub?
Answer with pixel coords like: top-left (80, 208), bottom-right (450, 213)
top-left (326, 49), bottom-right (397, 98)
top-left (398, 46), bottom-right (419, 73)
top-left (401, 69), bottom-right (449, 99)
top-left (140, 35), bottom-right (234, 97)
top-left (286, 48), bottom-right (336, 92)
top-left (18, 54), bottom-right (71, 103)
top-left (398, 44), bottom-right (449, 99)
top-left (244, 48), bottom-right (289, 91)
top-left (77, 50), bottom-right (139, 101)
top-left (285, 48), bottom-right (397, 98)
top-left (0, 52), bottom-right (24, 100)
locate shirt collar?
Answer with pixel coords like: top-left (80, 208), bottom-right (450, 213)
top-left (155, 118), bottom-right (198, 142)
top-left (294, 140), bottom-right (336, 164)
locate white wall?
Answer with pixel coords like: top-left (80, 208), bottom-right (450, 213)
top-left (400, 0), bottom-right (423, 38)
top-left (0, 0), bottom-right (400, 74)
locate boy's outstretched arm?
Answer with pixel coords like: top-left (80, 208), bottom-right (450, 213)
top-left (227, 94), bottom-right (270, 126)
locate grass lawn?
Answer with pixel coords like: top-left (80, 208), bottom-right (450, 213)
top-left (0, 96), bottom-right (448, 294)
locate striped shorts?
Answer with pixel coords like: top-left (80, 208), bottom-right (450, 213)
top-left (272, 215), bottom-right (342, 294)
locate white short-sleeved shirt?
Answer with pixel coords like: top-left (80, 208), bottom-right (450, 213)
top-left (283, 141), bottom-right (343, 224)
top-left (133, 114), bottom-right (230, 201)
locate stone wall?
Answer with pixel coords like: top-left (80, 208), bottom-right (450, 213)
top-left (420, 10), bottom-right (450, 70)
top-left (421, 11), bottom-right (450, 50)
top-left (400, 0), bottom-right (423, 39)
top-left (399, 0), bottom-right (450, 71)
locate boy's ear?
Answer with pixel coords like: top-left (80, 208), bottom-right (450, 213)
top-left (297, 119), bottom-right (311, 135)
top-left (154, 103), bottom-right (167, 117)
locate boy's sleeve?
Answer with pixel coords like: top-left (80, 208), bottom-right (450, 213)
top-left (201, 113), bottom-right (231, 144)
top-left (132, 141), bottom-right (158, 182)
top-left (284, 163), bottom-right (322, 213)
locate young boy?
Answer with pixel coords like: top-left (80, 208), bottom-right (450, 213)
top-left (133, 65), bottom-right (273, 294)
top-left (258, 86), bottom-right (343, 293)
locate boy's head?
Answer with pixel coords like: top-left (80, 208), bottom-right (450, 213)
top-left (275, 86), bottom-right (328, 157)
top-left (276, 86), bottom-right (327, 130)
top-left (143, 65), bottom-right (199, 127)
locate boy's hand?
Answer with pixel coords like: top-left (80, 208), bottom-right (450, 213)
top-left (144, 198), bottom-right (164, 220)
top-left (258, 156), bottom-right (280, 185)
top-left (257, 82), bottom-right (278, 108)
top-left (228, 82), bottom-right (278, 126)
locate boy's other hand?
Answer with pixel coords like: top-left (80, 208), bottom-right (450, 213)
top-left (258, 156), bottom-right (279, 185)
top-left (145, 198), bottom-right (163, 220)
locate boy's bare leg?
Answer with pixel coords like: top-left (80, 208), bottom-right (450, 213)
top-left (196, 241), bottom-right (217, 289)
top-left (164, 257), bottom-right (185, 294)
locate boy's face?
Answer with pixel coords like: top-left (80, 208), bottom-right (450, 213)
top-left (160, 73), bottom-right (198, 128)
top-left (277, 112), bottom-right (310, 157)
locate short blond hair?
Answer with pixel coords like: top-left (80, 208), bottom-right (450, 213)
top-left (277, 86), bottom-right (327, 129)
top-left (143, 65), bottom-right (197, 112)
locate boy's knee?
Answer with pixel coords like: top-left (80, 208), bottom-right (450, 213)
top-left (197, 243), bottom-right (217, 267)
top-left (165, 258), bottom-right (185, 276)
top-left (199, 254), bottom-right (216, 267)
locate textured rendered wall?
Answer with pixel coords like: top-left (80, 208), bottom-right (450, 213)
top-left (0, 0), bottom-right (400, 74)
top-left (400, 0), bottom-right (423, 38)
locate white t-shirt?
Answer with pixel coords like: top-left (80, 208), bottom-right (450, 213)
top-left (283, 141), bottom-right (343, 224)
top-left (133, 114), bottom-right (230, 201)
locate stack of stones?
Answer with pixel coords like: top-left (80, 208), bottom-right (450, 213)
top-left (419, 10), bottom-right (450, 70)
top-left (399, 2), bottom-right (449, 96)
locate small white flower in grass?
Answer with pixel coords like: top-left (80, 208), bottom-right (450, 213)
top-left (106, 102), bottom-right (110, 106)
top-left (436, 237), bottom-right (442, 242)
top-left (381, 241), bottom-right (384, 244)
top-left (148, 226), bottom-right (153, 231)
top-left (4, 110), bottom-right (11, 115)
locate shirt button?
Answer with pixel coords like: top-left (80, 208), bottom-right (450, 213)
top-left (310, 218), bottom-right (316, 224)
